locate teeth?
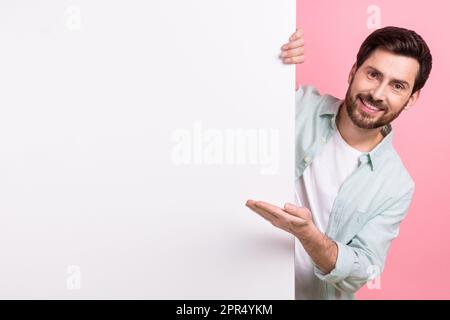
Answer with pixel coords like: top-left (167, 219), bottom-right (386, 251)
top-left (361, 98), bottom-right (381, 111)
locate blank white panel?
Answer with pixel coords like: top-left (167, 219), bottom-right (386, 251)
top-left (0, 0), bottom-right (295, 298)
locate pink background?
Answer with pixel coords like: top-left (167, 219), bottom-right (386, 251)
top-left (296, 0), bottom-right (450, 299)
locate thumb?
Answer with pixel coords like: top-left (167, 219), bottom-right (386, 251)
top-left (284, 203), bottom-right (298, 211)
top-left (284, 203), bottom-right (312, 220)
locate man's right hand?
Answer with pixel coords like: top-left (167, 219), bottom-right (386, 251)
top-left (280, 28), bottom-right (305, 64)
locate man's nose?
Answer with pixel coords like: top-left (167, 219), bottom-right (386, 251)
top-left (370, 82), bottom-right (388, 102)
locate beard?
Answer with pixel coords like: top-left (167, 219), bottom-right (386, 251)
top-left (344, 87), bottom-right (407, 130)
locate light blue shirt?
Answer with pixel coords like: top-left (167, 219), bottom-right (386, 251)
top-left (295, 85), bottom-right (415, 300)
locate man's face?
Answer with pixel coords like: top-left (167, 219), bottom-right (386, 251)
top-left (344, 48), bottom-right (420, 129)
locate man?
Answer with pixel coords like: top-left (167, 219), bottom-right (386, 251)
top-left (245, 26), bottom-right (432, 299)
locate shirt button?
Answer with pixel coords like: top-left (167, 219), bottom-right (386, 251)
top-left (303, 156), bottom-right (311, 164)
top-left (321, 136), bottom-right (327, 144)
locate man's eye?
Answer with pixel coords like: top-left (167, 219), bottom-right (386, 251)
top-left (368, 71), bottom-right (378, 79)
top-left (393, 83), bottom-right (404, 90)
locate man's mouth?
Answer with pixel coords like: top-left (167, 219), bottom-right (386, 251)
top-left (358, 97), bottom-right (384, 114)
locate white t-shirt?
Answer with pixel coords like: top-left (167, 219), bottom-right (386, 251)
top-left (295, 126), bottom-right (363, 300)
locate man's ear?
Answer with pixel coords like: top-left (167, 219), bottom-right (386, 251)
top-left (348, 63), bottom-right (357, 85)
top-left (404, 90), bottom-right (420, 111)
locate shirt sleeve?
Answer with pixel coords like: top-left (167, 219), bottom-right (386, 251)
top-left (295, 84), bottom-right (322, 115)
top-left (313, 185), bottom-right (415, 294)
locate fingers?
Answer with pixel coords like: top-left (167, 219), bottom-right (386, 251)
top-left (290, 28), bottom-right (304, 41)
top-left (280, 47), bottom-right (304, 59)
top-left (246, 200), bottom-right (279, 218)
top-left (246, 200), bottom-right (280, 223)
top-left (281, 37), bottom-right (305, 51)
top-left (255, 201), bottom-right (290, 217)
top-left (280, 29), bottom-right (305, 64)
top-left (245, 200), bottom-right (309, 233)
top-left (283, 203), bottom-right (312, 220)
top-left (281, 54), bottom-right (305, 64)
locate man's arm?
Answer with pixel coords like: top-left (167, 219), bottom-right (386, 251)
top-left (246, 186), bottom-right (414, 294)
top-left (245, 200), bottom-right (337, 273)
top-left (296, 222), bottom-right (338, 274)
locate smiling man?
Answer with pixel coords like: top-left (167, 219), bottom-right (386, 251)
top-left (246, 26), bottom-right (432, 300)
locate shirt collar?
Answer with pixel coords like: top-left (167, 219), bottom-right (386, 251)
top-left (319, 98), bottom-right (394, 171)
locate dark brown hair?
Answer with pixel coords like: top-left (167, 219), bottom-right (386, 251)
top-left (356, 26), bottom-right (432, 94)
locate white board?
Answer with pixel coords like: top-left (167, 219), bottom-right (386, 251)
top-left (0, 0), bottom-right (295, 299)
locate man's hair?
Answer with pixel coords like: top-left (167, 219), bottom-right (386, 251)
top-left (356, 26), bottom-right (432, 94)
